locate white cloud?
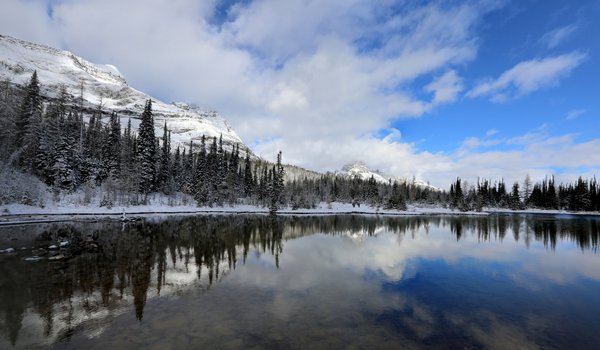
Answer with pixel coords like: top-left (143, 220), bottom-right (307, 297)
top-left (0, 0), bottom-right (597, 189)
top-left (445, 132), bottom-right (600, 187)
top-left (0, 0), bottom-right (60, 46)
top-left (467, 52), bottom-right (586, 101)
top-left (485, 129), bottom-right (499, 137)
top-left (540, 25), bottom-right (577, 49)
top-left (425, 70), bottom-right (463, 105)
top-left (565, 108), bottom-right (586, 120)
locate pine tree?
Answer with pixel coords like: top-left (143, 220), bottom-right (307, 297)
top-left (53, 112), bottom-right (81, 190)
top-left (269, 151), bottom-right (285, 214)
top-left (509, 182), bottom-right (523, 210)
top-left (225, 144), bottom-right (240, 204)
top-left (0, 79), bottom-right (20, 159)
top-left (137, 100), bottom-right (157, 193)
top-left (243, 148), bottom-right (253, 197)
top-left (182, 140), bottom-right (194, 193)
top-left (386, 181), bottom-right (407, 210)
top-left (172, 146), bottom-right (182, 190)
top-left (35, 88), bottom-right (67, 185)
top-left (523, 174), bottom-right (532, 207)
top-left (547, 176), bottom-right (558, 209)
top-left (216, 134), bottom-right (226, 204)
top-left (574, 177), bottom-right (591, 211)
top-left (16, 71), bottom-right (43, 170)
top-left (207, 136), bottom-right (218, 204)
top-left (15, 71), bottom-right (42, 149)
top-left (194, 136), bottom-right (209, 204)
top-left (158, 122), bottom-right (171, 192)
top-left (107, 112), bottom-right (121, 179)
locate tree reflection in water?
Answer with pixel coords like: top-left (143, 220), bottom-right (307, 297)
top-left (0, 214), bottom-right (598, 348)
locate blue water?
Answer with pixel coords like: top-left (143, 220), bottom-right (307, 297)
top-left (0, 215), bottom-right (598, 349)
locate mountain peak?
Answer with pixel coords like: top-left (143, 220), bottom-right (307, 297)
top-left (339, 161), bottom-right (388, 183)
top-left (0, 34), bottom-right (245, 151)
top-left (338, 160), bottom-right (439, 190)
top-left (341, 160), bottom-right (369, 172)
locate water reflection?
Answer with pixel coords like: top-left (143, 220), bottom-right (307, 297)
top-left (0, 215), bottom-right (599, 349)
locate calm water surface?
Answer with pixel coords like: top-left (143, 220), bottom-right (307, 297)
top-left (0, 215), bottom-right (599, 349)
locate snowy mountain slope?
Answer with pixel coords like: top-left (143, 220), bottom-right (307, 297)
top-left (338, 161), bottom-right (439, 191)
top-left (0, 34), bottom-right (244, 150)
top-left (339, 161), bottom-right (389, 183)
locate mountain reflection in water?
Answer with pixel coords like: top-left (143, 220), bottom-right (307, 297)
top-left (0, 215), bottom-right (599, 349)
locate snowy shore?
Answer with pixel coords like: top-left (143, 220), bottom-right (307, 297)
top-left (1, 201), bottom-right (598, 226)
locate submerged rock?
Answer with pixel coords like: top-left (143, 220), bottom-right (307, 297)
top-left (25, 256), bottom-right (44, 262)
top-left (48, 254), bottom-right (66, 261)
top-left (35, 248), bottom-right (48, 256)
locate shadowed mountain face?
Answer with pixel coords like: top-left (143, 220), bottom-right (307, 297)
top-left (0, 214), bottom-right (599, 349)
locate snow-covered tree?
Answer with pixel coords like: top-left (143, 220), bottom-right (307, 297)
top-left (137, 100), bottom-right (157, 193)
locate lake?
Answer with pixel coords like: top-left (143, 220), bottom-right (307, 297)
top-left (0, 214), bottom-right (599, 349)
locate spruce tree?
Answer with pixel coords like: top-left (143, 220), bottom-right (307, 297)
top-left (216, 134), bottom-right (226, 204)
top-left (119, 118), bottom-right (136, 191)
top-left (15, 71), bottom-right (42, 149)
top-left (509, 182), bottom-right (523, 210)
top-left (547, 176), bottom-right (558, 209)
top-left (194, 136), bottom-right (208, 204)
top-left (16, 71), bottom-right (43, 170)
top-left (386, 181), bottom-right (407, 210)
top-left (137, 100), bottom-right (157, 193)
top-left (207, 136), bottom-right (218, 203)
top-left (53, 112), bottom-right (81, 190)
top-left (269, 151), bottom-right (285, 214)
top-left (106, 112), bottom-right (121, 179)
top-left (36, 89), bottom-right (66, 185)
top-left (158, 122), bottom-right (171, 192)
top-left (243, 148), bottom-right (253, 197)
top-left (183, 140), bottom-right (194, 193)
top-left (171, 146), bottom-right (181, 189)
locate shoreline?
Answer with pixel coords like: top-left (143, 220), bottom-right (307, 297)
top-left (1, 203), bottom-right (599, 226)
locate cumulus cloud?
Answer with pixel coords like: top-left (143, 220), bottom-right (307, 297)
top-left (14, 0), bottom-right (491, 143)
top-left (0, 0), bottom-right (597, 188)
top-left (467, 52), bottom-right (586, 101)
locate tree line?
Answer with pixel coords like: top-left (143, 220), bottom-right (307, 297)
top-left (1, 72), bottom-right (285, 212)
top-left (448, 176), bottom-right (600, 212)
top-left (0, 72), bottom-right (598, 213)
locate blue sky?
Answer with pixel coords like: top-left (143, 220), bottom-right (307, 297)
top-left (399, 0), bottom-right (599, 154)
top-left (0, 0), bottom-right (599, 187)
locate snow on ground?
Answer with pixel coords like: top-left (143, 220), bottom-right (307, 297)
top-left (3, 199), bottom-right (597, 226)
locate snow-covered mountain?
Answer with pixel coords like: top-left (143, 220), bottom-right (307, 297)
top-left (338, 161), bottom-right (439, 191)
top-left (339, 161), bottom-right (389, 183)
top-left (0, 34), bottom-right (244, 151)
